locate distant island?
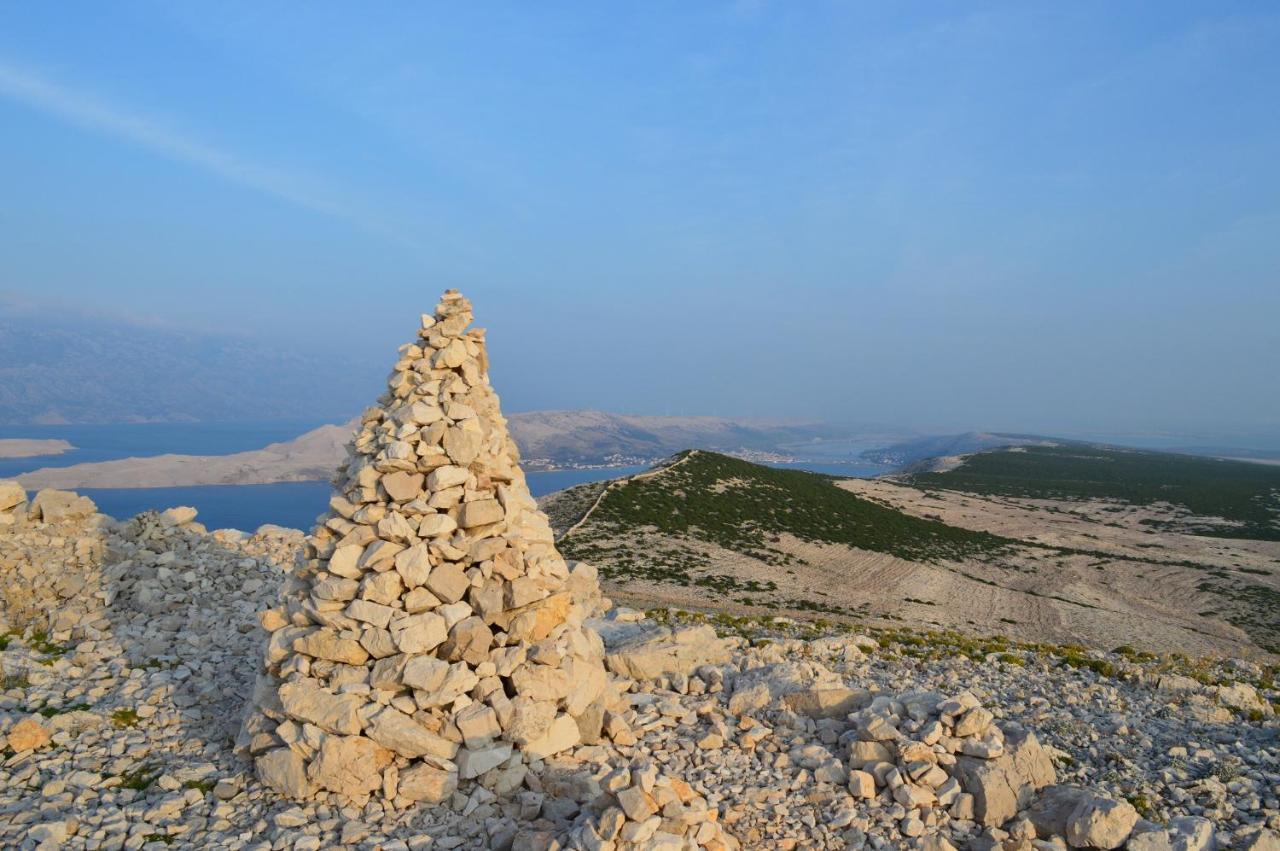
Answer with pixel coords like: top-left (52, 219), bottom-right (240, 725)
top-left (17, 423), bottom-right (350, 489)
top-left (0, 438), bottom-right (73, 459)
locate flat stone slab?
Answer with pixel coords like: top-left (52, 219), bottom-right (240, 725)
top-left (590, 620), bottom-right (732, 681)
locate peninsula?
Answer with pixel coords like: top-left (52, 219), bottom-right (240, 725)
top-left (0, 438), bottom-right (73, 459)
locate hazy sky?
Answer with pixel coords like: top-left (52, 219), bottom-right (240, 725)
top-left (2, 2), bottom-right (1277, 435)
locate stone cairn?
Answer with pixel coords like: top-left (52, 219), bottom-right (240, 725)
top-left (238, 290), bottom-right (611, 807)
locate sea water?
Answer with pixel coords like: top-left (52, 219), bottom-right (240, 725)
top-left (1, 423), bottom-right (889, 532)
top-left (73, 466), bottom-right (654, 532)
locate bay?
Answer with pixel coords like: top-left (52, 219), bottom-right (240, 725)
top-left (76, 462), bottom-right (886, 532)
top-left (78, 466), bottom-right (651, 532)
top-left (2, 423), bottom-right (892, 532)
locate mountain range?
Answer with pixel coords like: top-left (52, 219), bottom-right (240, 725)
top-left (0, 300), bottom-right (378, 424)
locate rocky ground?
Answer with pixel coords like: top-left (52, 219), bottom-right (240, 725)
top-left (1, 485), bottom-right (1279, 849)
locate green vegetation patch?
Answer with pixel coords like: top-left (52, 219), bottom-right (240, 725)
top-left (111, 708), bottom-right (142, 728)
top-left (15, 630), bottom-right (75, 665)
top-left (0, 669), bottom-right (30, 690)
top-left (560, 451), bottom-right (1019, 603)
top-left (909, 444), bottom-right (1280, 541)
top-left (36, 702), bottom-right (90, 717)
top-left (567, 450), bottom-right (1014, 563)
top-left (119, 763), bottom-right (159, 791)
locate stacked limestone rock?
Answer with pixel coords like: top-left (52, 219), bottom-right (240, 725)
top-left (0, 481), bottom-right (107, 637)
top-left (0, 480), bottom-right (28, 523)
top-left (842, 691), bottom-right (1056, 839)
top-left (238, 290), bottom-right (613, 806)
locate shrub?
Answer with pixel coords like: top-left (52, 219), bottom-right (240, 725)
top-left (111, 708), bottom-right (142, 728)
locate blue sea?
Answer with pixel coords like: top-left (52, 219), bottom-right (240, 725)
top-left (1, 423), bottom-right (888, 532)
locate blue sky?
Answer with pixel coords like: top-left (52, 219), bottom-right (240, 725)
top-left (1, 2), bottom-right (1278, 435)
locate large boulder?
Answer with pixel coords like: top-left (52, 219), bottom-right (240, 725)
top-left (1028, 785), bottom-right (1139, 849)
top-left (725, 658), bottom-right (855, 716)
top-left (597, 622), bottom-right (732, 681)
top-left (307, 736), bottom-right (393, 797)
top-left (565, 561), bottom-right (608, 617)
top-left (277, 679), bottom-right (364, 735)
top-left (782, 686), bottom-right (870, 719)
top-left (256, 748), bottom-right (314, 799)
top-left (5, 717), bottom-right (51, 752)
top-left (397, 764), bottom-right (457, 804)
top-left (30, 489), bottom-right (96, 523)
top-left (952, 727), bottom-right (1055, 827)
top-left (1065, 793), bottom-right (1138, 849)
top-left (0, 480), bottom-right (27, 513)
top-left (1237, 827), bottom-right (1280, 850)
top-left (1028, 785), bottom-right (1093, 838)
top-left (1127, 816), bottom-right (1215, 851)
top-left (1215, 682), bottom-right (1272, 716)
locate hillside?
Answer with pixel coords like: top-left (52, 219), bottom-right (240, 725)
top-left (555, 450), bottom-right (1016, 566)
top-left (906, 443), bottom-right (1280, 541)
top-left (544, 450), bottom-right (1280, 658)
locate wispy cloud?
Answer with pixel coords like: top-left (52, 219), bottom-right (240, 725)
top-left (0, 61), bottom-right (413, 246)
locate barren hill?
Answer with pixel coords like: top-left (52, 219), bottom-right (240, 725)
top-left (0, 438), bottom-right (72, 459)
top-left (18, 422), bottom-right (355, 488)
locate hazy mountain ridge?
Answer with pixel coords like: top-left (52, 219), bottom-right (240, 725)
top-left (858, 431), bottom-right (1052, 468)
top-left (507, 409), bottom-right (846, 467)
top-left (0, 305), bottom-right (377, 425)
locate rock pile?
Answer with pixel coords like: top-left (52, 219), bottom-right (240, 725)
top-left (570, 760), bottom-right (738, 849)
top-left (840, 690), bottom-right (1056, 836)
top-left (0, 482), bottom-right (106, 637)
top-left (238, 291), bottom-right (615, 807)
